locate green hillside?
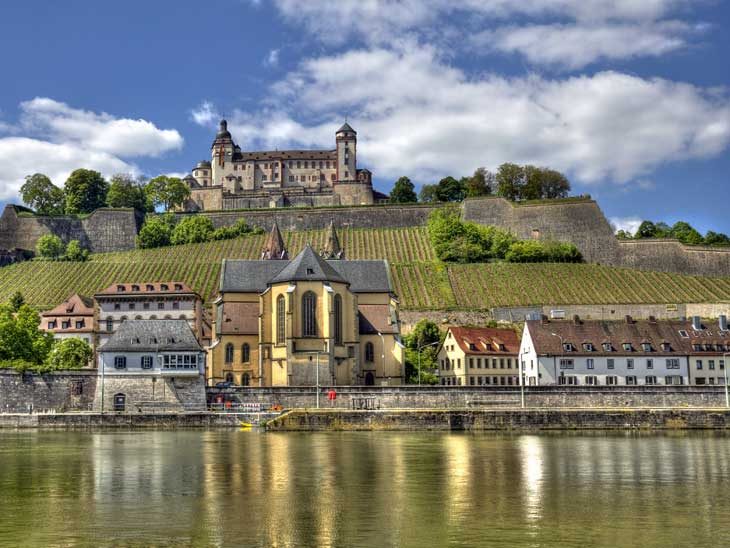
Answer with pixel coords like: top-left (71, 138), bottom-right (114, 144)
top-left (1, 226), bottom-right (730, 311)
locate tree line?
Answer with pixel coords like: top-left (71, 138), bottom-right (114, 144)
top-left (20, 170), bottom-right (191, 216)
top-left (389, 163), bottom-right (571, 204)
top-left (617, 220), bottom-right (730, 247)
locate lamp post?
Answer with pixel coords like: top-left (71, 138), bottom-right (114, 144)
top-left (724, 353), bottom-right (729, 408)
top-left (417, 341), bottom-right (440, 386)
top-left (551, 332), bottom-right (564, 385)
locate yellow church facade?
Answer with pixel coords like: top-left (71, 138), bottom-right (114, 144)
top-left (208, 223), bottom-right (404, 386)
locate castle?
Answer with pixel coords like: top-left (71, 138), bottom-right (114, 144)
top-left (181, 120), bottom-right (383, 211)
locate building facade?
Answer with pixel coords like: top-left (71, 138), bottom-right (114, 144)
top-left (183, 120), bottom-right (378, 211)
top-left (94, 282), bottom-right (203, 347)
top-left (209, 224), bottom-right (403, 386)
top-left (520, 316), bottom-right (691, 386)
top-left (95, 319), bottom-right (206, 412)
top-left (680, 315), bottom-right (729, 386)
top-left (40, 293), bottom-right (96, 347)
top-left (437, 326), bottom-right (521, 386)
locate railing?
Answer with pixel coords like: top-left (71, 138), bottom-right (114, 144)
top-left (208, 402), bottom-right (270, 413)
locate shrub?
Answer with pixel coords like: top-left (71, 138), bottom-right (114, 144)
top-left (171, 216), bottom-right (214, 245)
top-left (505, 240), bottom-right (547, 263)
top-left (45, 338), bottom-right (93, 370)
top-left (211, 218), bottom-right (252, 241)
top-left (36, 234), bottom-right (66, 259)
top-left (65, 240), bottom-right (89, 262)
top-left (137, 217), bottom-right (173, 249)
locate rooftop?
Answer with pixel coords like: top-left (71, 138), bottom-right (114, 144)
top-left (95, 282), bottom-right (197, 297)
top-left (447, 326), bottom-right (521, 355)
top-left (100, 319), bottom-right (202, 353)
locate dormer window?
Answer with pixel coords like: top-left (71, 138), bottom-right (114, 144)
top-left (563, 343), bottom-right (573, 352)
top-left (149, 337), bottom-right (157, 344)
top-left (678, 330), bottom-right (689, 338)
top-left (75, 320), bottom-right (84, 329)
top-left (623, 343), bottom-right (632, 352)
top-left (167, 337), bottom-right (175, 344)
top-left (469, 343), bottom-right (477, 351)
top-left (48, 320), bottom-right (57, 329)
top-left (174, 284), bottom-right (183, 291)
top-left (146, 284), bottom-right (155, 291)
top-left (160, 284), bottom-right (169, 291)
top-left (661, 342), bottom-right (671, 352)
top-left (602, 343), bottom-right (612, 352)
top-left (116, 285), bottom-right (125, 292)
top-left (693, 344), bottom-right (701, 351)
top-left (583, 343), bottom-right (594, 352)
top-left (498, 344), bottom-right (506, 351)
top-left (641, 343), bottom-right (652, 352)
top-left (131, 285), bottom-right (140, 292)
top-left (306, 268), bottom-right (314, 275)
top-left (131, 337), bottom-right (140, 344)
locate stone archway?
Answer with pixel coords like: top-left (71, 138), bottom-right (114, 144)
top-left (365, 372), bottom-right (375, 386)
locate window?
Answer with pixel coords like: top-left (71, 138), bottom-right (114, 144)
top-left (242, 343), bottom-right (250, 363)
top-left (587, 358), bottom-right (594, 369)
top-left (276, 295), bottom-right (286, 344)
top-left (141, 356), bottom-right (153, 369)
top-left (665, 375), bottom-right (683, 385)
top-left (622, 343), bottom-right (632, 352)
top-left (559, 359), bottom-right (574, 369)
top-left (116, 285), bottom-right (126, 292)
top-left (160, 284), bottom-right (168, 291)
top-left (114, 303), bottom-right (121, 311)
top-left (128, 303), bottom-right (135, 311)
top-left (709, 360), bottom-right (716, 370)
top-left (645, 375), bottom-right (657, 385)
top-left (721, 360), bottom-right (725, 370)
top-left (602, 343), bottom-right (612, 352)
top-left (106, 318), bottom-right (113, 331)
top-left (709, 377), bottom-right (716, 385)
top-left (242, 373), bottom-right (250, 386)
top-left (583, 343), bottom-right (594, 352)
top-left (696, 377), bottom-right (706, 385)
top-left (641, 343), bottom-right (652, 352)
top-left (302, 291), bottom-right (317, 337)
top-left (661, 342), bottom-right (671, 351)
top-left (48, 320), bottom-right (57, 329)
top-left (627, 358), bottom-right (634, 369)
top-left (158, 302), bottom-right (164, 310)
top-left (334, 294), bottom-right (343, 345)
top-left (607, 359), bottom-right (615, 370)
top-left (666, 358), bottom-right (680, 369)
top-left (696, 360), bottom-right (703, 370)
top-left (626, 375), bottom-right (637, 385)
top-left (606, 376), bottom-right (618, 386)
top-left (647, 359), bottom-right (653, 369)
top-left (563, 343), bottom-right (573, 352)
top-left (172, 302), bottom-right (180, 310)
top-left (585, 376), bottom-right (598, 386)
top-left (225, 343), bottom-right (234, 363)
top-left (559, 376), bottom-right (577, 386)
top-left (365, 342), bottom-right (374, 363)
top-left (143, 302), bottom-right (150, 310)
top-left (114, 356), bottom-right (126, 369)
top-left (678, 330), bottom-right (689, 338)
top-left (62, 320), bottom-right (70, 329)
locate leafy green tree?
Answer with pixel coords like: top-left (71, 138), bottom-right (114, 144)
top-left (419, 184), bottom-right (440, 203)
top-left (407, 319), bottom-right (442, 350)
top-left (670, 221), bottom-right (703, 245)
top-left (107, 174), bottom-right (151, 211)
top-left (211, 218), bottom-right (252, 241)
top-left (146, 176), bottom-right (191, 211)
top-left (495, 163), bottom-right (525, 201)
top-left (464, 167), bottom-right (493, 198)
top-left (171, 215), bottom-right (214, 245)
top-left (45, 338), bottom-right (93, 370)
top-left (136, 217), bottom-right (173, 249)
top-left (9, 292), bottom-right (24, 312)
top-left (36, 234), bottom-right (66, 259)
top-left (0, 303), bottom-right (54, 366)
top-left (654, 222), bottom-right (671, 238)
top-left (436, 176), bottom-right (466, 202)
top-left (635, 221), bottom-right (657, 239)
top-left (64, 169), bottom-right (109, 214)
top-left (522, 165), bottom-right (544, 201)
top-left (65, 240), bottom-right (88, 262)
top-left (389, 176), bottom-right (418, 203)
top-left (403, 319), bottom-right (443, 384)
top-left (616, 230), bottom-right (633, 240)
top-left (540, 168), bottom-right (570, 198)
top-left (705, 231), bottom-right (730, 246)
top-left (19, 173), bottom-right (65, 215)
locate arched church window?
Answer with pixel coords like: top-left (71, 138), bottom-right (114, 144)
top-left (302, 292), bottom-right (317, 337)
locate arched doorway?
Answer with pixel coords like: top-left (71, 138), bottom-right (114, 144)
top-left (242, 373), bottom-right (250, 386)
top-left (225, 372), bottom-right (234, 383)
top-left (113, 393), bottom-right (126, 412)
top-left (365, 372), bottom-right (375, 386)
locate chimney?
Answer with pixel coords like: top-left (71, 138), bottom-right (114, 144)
top-left (692, 316), bottom-right (702, 331)
top-left (625, 315), bottom-right (633, 324)
top-left (572, 314), bottom-right (580, 325)
top-left (720, 315), bottom-right (728, 331)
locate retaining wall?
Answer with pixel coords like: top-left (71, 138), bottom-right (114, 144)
top-left (0, 370), bottom-right (96, 413)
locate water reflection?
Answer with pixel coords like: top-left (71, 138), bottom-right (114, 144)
top-left (0, 431), bottom-right (729, 547)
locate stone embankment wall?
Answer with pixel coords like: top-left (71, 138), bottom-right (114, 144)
top-left (266, 408), bottom-right (730, 431)
top-left (0, 412), bottom-right (275, 428)
top-left (210, 385), bottom-right (730, 410)
top-left (0, 206), bottom-right (140, 253)
top-left (93, 376), bottom-right (207, 413)
top-left (0, 370), bottom-right (96, 413)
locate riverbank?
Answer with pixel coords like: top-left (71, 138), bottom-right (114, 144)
top-left (3, 408), bottom-right (730, 430)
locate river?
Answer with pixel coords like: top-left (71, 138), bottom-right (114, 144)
top-left (0, 431), bottom-right (728, 547)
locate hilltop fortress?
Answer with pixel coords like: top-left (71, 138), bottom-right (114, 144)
top-left (1, 196), bottom-right (730, 277)
top-left (181, 120), bottom-right (382, 211)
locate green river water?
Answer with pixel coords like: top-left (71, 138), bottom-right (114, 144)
top-left (0, 430), bottom-right (728, 547)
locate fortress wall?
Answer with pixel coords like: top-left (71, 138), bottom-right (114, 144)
top-left (0, 206), bottom-right (139, 253)
top-left (618, 239), bottom-right (730, 276)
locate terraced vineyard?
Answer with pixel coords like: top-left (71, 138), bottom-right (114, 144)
top-left (1, 225), bottom-right (729, 311)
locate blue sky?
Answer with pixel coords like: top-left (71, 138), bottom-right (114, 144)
top-left (0, 0), bottom-right (728, 234)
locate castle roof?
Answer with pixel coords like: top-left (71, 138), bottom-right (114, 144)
top-left (233, 149), bottom-right (336, 162)
top-left (100, 319), bottom-right (202, 353)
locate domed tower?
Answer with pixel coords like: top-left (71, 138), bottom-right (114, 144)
top-left (211, 119), bottom-right (235, 189)
top-left (336, 122), bottom-right (357, 182)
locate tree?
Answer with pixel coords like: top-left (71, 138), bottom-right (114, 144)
top-left (404, 319), bottom-right (443, 384)
top-left (408, 319), bottom-right (442, 350)
top-left (36, 234), bottom-right (66, 259)
top-left (464, 167), bottom-right (493, 198)
top-left (0, 303), bottom-right (54, 366)
top-left (65, 240), bottom-right (88, 262)
top-left (635, 221), bottom-right (657, 239)
top-left (9, 292), bottom-right (24, 312)
top-left (670, 221), bottom-right (703, 245)
top-left (171, 215), bottom-right (214, 245)
top-left (616, 230), bottom-right (633, 240)
top-left (522, 165), bottom-right (544, 201)
top-left (495, 163), bottom-right (525, 201)
top-left (146, 176), bottom-right (191, 211)
top-left (19, 173), bottom-right (65, 215)
top-left (419, 184), bottom-right (441, 203)
top-left (540, 168), bottom-right (570, 199)
top-left (107, 174), bottom-right (151, 211)
top-left (136, 217), bottom-right (173, 249)
top-left (64, 169), bottom-right (109, 214)
top-left (436, 176), bottom-right (465, 202)
top-left (389, 176), bottom-right (418, 203)
top-left (45, 338), bottom-right (93, 370)
top-left (705, 231), bottom-right (730, 246)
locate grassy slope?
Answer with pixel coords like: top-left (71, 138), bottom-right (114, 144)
top-left (1, 226), bottom-right (729, 310)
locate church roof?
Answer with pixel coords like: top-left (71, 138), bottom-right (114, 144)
top-left (321, 221), bottom-right (344, 259)
top-left (262, 222), bottom-right (288, 260)
top-left (337, 122), bottom-right (356, 134)
top-left (270, 245), bottom-right (348, 285)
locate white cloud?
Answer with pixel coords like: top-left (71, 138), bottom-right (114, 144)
top-left (223, 46), bottom-right (730, 186)
top-left (19, 98), bottom-right (183, 158)
top-left (610, 216), bottom-right (643, 235)
top-left (0, 137), bottom-right (134, 201)
top-left (264, 48), bottom-right (280, 67)
top-left (190, 100), bottom-right (220, 127)
top-left (484, 21), bottom-right (696, 69)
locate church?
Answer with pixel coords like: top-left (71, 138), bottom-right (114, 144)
top-left (182, 120), bottom-right (383, 211)
top-left (208, 222), bottom-right (404, 386)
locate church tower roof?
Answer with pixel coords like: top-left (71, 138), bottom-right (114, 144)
top-left (261, 222), bottom-right (288, 260)
top-left (270, 245), bottom-right (347, 285)
top-left (212, 119), bottom-right (234, 148)
top-left (320, 221), bottom-right (345, 260)
top-left (336, 122), bottom-right (356, 134)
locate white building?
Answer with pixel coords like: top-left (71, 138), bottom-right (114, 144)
top-left (519, 316), bottom-right (690, 386)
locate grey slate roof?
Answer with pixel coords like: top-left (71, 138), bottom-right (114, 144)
top-left (270, 246), bottom-right (347, 285)
top-left (100, 320), bottom-right (202, 353)
top-left (337, 122), bottom-right (356, 134)
top-left (220, 249), bottom-right (393, 294)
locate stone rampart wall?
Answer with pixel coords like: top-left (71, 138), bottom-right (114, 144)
top-left (0, 370), bottom-right (96, 413)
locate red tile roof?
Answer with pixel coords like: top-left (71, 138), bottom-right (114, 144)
top-left (358, 304), bottom-right (398, 335)
top-left (95, 282), bottom-right (197, 297)
top-left (447, 327), bottom-right (520, 355)
top-left (219, 302), bottom-right (259, 335)
top-left (41, 293), bottom-right (94, 317)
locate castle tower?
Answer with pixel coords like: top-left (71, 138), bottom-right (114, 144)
top-left (211, 119), bottom-right (235, 190)
top-left (320, 221), bottom-right (345, 260)
top-left (261, 221), bottom-right (288, 260)
top-left (336, 122), bottom-right (357, 182)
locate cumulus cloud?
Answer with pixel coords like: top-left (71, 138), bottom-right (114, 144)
top-left (222, 46), bottom-right (730, 186)
top-left (610, 216), bottom-right (643, 235)
top-left (19, 98), bottom-right (183, 158)
top-left (190, 100), bottom-right (220, 127)
top-left (0, 98), bottom-right (183, 202)
top-left (264, 48), bottom-right (280, 67)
